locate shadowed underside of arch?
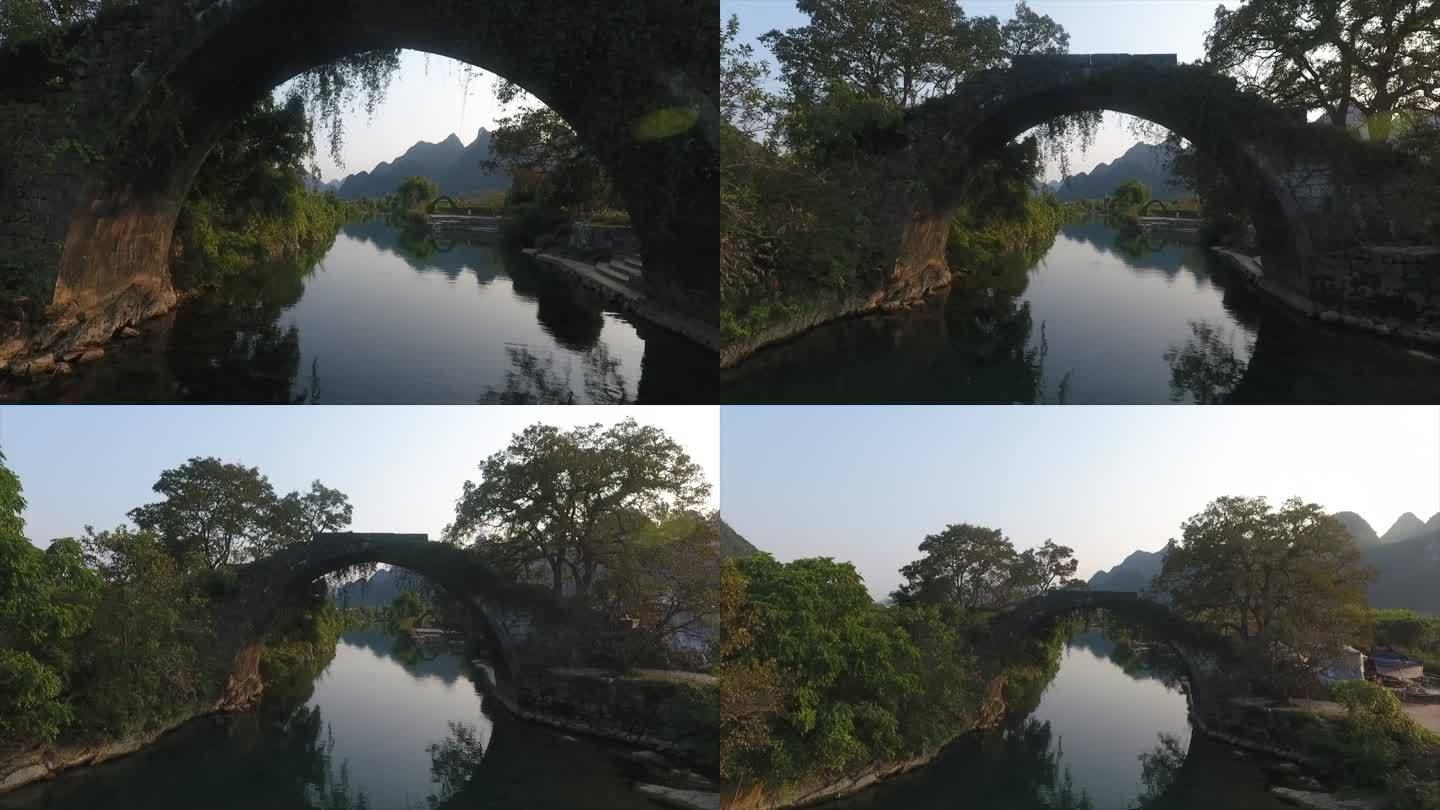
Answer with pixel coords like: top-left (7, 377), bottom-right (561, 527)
top-left (863, 57), bottom-right (1439, 313)
top-left (0, 0), bottom-right (717, 340)
top-left (990, 589), bottom-right (1227, 653)
top-left (227, 533), bottom-right (575, 683)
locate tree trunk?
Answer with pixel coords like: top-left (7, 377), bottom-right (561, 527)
top-left (549, 557), bottom-right (564, 596)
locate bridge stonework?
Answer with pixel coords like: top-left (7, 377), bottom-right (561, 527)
top-left (0, 0), bottom-right (717, 355)
top-left (222, 532), bottom-right (593, 689)
top-left (857, 56), bottom-right (1440, 340)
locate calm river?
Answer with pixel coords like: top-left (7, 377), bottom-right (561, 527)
top-left (831, 630), bottom-right (1290, 810)
top-left (3, 221), bottom-right (714, 404)
top-left (0, 627), bottom-right (667, 810)
top-left (722, 220), bottom-right (1440, 404)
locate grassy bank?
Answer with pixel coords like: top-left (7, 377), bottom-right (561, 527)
top-left (1372, 609), bottom-right (1440, 669)
top-left (173, 182), bottom-right (366, 290)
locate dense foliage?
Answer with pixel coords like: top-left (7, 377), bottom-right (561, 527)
top-left (1204, 0), bottom-right (1440, 143)
top-left (721, 523), bottom-right (1078, 792)
top-left (0, 453), bottom-right (354, 753)
top-left (128, 457), bottom-right (353, 569)
top-left (443, 419), bottom-right (710, 596)
top-left (720, 2), bottom-right (1089, 345)
top-left (1372, 609), bottom-right (1440, 668)
top-left (171, 96), bottom-right (369, 290)
top-left (1154, 496), bottom-right (1374, 647)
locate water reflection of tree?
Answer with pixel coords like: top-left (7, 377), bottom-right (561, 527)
top-left (425, 722), bottom-right (488, 809)
top-left (165, 254), bottom-right (312, 402)
top-left (1134, 733), bottom-right (1188, 810)
top-left (1162, 321), bottom-right (1251, 404)
top-left (1001, 719), bottom-right (1096, 810)
top-left (478, 344), bottom-right (629, 404)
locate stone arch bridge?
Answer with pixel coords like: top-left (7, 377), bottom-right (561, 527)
top-left (863, 54), bottom-right (1440, 340)
top-left (986, 588), bottom-right (1243, 723)
top-left (0, 0), bottom-right (717, 348)
top-left (215, 532), bottom-right (601, 707)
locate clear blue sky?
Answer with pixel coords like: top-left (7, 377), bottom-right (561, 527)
top-left (724, 0), bottom-right (1243, 180)
top-left (720, 406), bottom-right (1440, 600)
top-left (277, 52), bottom-right (514, 183)
top-left (3, 407), bottom-right (718, 549)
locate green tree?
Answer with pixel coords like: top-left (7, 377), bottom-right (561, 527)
top-left (443, 420), bottom-right (710, 596)
top-left (718, 559), bottom-right (785, 782)
top-left (482, 105), bottom-right (613, 211)
top-left (597, 510), bottom-right (722, 663)
top-left (128, 457), bottom-right (282, 570)
top-left (727, 554), bottom-right (917, 783)
top-left (394, 176), bottom-right (440, 212)
top-left (0, 452), bottom-right (100, 744)
top-left (390, 590), bottom-right (427, 622)
top-left (1111, 179), bottom-right (1151, 211)
top-left (1153, 496), bottom-right (1375, 644)
top-left (1013, 539), bottom-right (1079, 596)
top-left (893, 523), bottom-right (1020, 609)
top-left (70, 526), bottom-right (221, 737)
top-left (128, 458), bottom-right (345, 569)
top-left (722, 14), bottom-right (778, 142)
top-left (998, 1), bottom-right (1070, 58)
top-left (761, 0), bottom-right (1017, 109)
top-left (260, 479), bottom-right (354, 557)
top-left (1205, 0), bottom-right (1440, 141)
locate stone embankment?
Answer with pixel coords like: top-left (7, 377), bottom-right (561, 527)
top-left (1214, 246), bottom-right (1440, 346)
top-left (525, 223), bottom-right (719, 352)
top-left (1, 288), bottom-right (175, 379)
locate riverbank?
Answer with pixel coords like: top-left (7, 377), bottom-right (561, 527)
top-left (2, 192), bottom-right (361, 384)
top-left (721, 197), bottom-right (1064, 371)
top-left (720, 672), bottom-right (1009, 810)
top-left (1213, 247), bottom-right (1440, 348)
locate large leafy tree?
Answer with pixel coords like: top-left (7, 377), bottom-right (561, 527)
top-left (722, 14), bottom-right (779, 142)
top-left (1205, 0), bottom-right (1440, 141)
top-left (598, 510), bottom-right (722, 661)
top-left (482, 99), bottom-right (613, 210)
top-left (762, 0), bottom-right (981, 109)
top-left (128, 458), bottom-right (349, 569)
top-left (761, 0), bottom-right (1070, 109)
top-left (260, 480), bottom-right (355, 558)
top-left (893, 523), bottom-right (1021, 609)
top-left (1013, 539), bottom-right (1080, 597)
top-left (444, 420), bottom-right (710, 596)
top-left (1153, 496), bottom-right (1375, 644)
top-left (0, 452), bottom-right (100, 744)
top-left (1111, 179), bottom-right (1151, 211)
top-left (129, 458), bottom-right (281, 570)
top-left (394, 175), bottom-right (440, 211)
top-left (726, 554), bottom-right (917, 781)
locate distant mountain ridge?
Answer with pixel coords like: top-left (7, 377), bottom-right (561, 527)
top-left (333, 128), bottom-right (507, 200)
top-left (1044, 142), bottom-right (1188, 202)
top-left (1329, 510), bottom-right (1440, 613)
top-left (1379, 512), bottom-right (1429, 545)
top-left (1087, 547), bottom-right (1165, 593)
top-left (720, 518), bottom-right (759, 560)
top-left (332, 567), bottom-right (424, 608)
top-left (1086, 509), bottom-right (1440, 615)
top-left (1362, 524), bottom-right (1440, 613)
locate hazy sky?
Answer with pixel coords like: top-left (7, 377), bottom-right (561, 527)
top-left (723, 0), bottom-right (1245, 181)
top-left (277, 51), bottom-right (513, 183)
top-left (3, 407), bottom-right (718, 550)
top-left (720, 406), bottom-right (1440, 600)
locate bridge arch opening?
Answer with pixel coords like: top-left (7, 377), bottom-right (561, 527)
top-left (237, 533), bottom-right (574, 684)
top-left (906, 60), bottom-right (1318, 290)
top-left (34, 0), bottom-right (715, 323)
